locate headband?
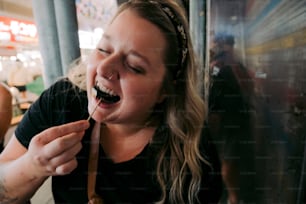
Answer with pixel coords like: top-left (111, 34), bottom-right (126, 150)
top-left (149, 1), bottom-right (188, 79)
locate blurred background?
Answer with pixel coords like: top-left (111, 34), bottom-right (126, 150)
top-left (0, 0), bottom-right (305, 203)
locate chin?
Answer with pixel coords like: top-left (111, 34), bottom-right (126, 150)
top-left (91, 115), bottom-right (104, 123)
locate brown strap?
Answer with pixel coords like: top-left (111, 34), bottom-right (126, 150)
top-left (87, 123), bottom-right (103, 204)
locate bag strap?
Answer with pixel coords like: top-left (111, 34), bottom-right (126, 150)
top-left (87, 123), bottom-right (103, 204)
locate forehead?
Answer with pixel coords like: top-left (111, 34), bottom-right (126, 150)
top-left (106, 9), bottom-right (166, 55)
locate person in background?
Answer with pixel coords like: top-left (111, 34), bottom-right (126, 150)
top-left (7, 59), bottom-right (33, 99)
top-left (0, 1), bottom-right (222, 203)
top-left (0, 82), bottom-right (12, 153)
top-left (208, 33), bottom-right (254, 204)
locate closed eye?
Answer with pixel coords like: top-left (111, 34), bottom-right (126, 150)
top-left (126, 63), bottom-right (144, 74)
top-left (97, 48), bottom-right (110, 55)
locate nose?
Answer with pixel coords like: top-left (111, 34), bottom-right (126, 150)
top-left (105, 70), bottom-right (116, 80)
top-left (97, 55), bottom-right (120, 80)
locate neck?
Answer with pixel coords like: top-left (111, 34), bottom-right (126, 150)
top-left (99, 123), bottom-right (156, 163)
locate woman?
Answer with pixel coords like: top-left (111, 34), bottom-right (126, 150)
top-left (0, 1), bottom-right (222, 203)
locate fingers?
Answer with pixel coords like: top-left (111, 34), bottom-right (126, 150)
top-left (35, 120), bottom-right (90, 145)
top-left (28, 120), bottom-right (90, 176)
top-left (35, 132), bottom-right (83, 164)
top-left (45, 141), bottom-right (83, 175)
top-left (42, 130), bottom-right (85, 160)
top-left (55, 159), bottom-right (78, 175)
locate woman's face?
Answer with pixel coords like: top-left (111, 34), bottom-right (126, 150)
top-left (87, 9), bottom-right (167, 126)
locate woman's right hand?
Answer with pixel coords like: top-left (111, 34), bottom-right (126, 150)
top-left (25, 120), bottom-right (90, 177)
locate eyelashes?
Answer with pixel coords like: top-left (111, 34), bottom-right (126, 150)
top-left (95, 48), bottom-right (146, 75)
top-left (97, 48), bottom-right (110, 55)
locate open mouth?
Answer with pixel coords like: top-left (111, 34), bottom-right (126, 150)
top-left (92, 84), bottom-right (120, 104)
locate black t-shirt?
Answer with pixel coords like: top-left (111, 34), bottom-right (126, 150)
top-left (15, 78), bottom-right (222, 204)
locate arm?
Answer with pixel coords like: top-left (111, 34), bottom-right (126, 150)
top-left (0, 84), bottom-right (13, 141)
top-left (0, 120), bottom-right (90, 204)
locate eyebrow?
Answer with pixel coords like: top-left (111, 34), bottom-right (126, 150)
top-left (128, 50), bottom-right (150, 67)
top-left (103, 33), bottom-right (151, 67)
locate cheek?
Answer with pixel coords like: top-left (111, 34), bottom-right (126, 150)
top-left (86, 65), bottom-right (97, 97)
top-left (125, 79), bottom-right (163, 102)
top-left (86, 52), bottom-right (100, 78)
top-left (86, 64), bottom-right (96, 82)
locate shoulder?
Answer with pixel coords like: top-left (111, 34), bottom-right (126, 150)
top-left (50, 77), bottom-right (80, 92)
top-left (44, 78), bottom-right (86, 101)
top-left (0, 83), bottom-right (12, 103)
top-left (25, 78), bottom-right (88, 124)
top-left (44, 78), bottom-right (88, 110)
top-left (0, 83), bottom-right (11, 95)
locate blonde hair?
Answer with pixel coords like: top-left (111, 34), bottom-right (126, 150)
top-left (67, 58), bottom-right (87, 91)
top-left (68, 1), bottom-right (209, 203)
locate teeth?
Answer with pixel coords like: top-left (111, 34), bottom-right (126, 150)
top-left (101, 86), bottom-right (116, 96)
top-left (95, 82), bottom-right (117, 96)
top-left (92, 87), bottom-right (97, 97)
